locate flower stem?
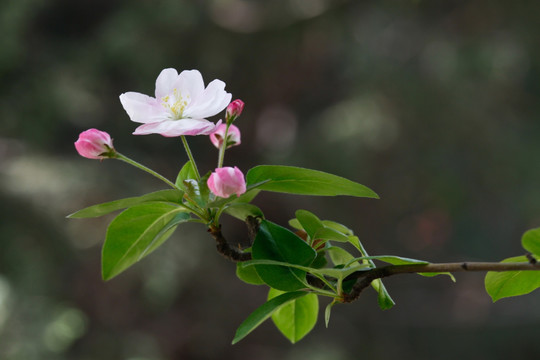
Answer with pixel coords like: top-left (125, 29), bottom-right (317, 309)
top-left (115, 153), bottom-right (178, 190)
top-left (217, 124), bottom-right (230, 168)
top-left (181, 136), bottom-right (201, 181)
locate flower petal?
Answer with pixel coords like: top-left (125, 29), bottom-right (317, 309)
top-left (184, 79), bottom-right (232, 119)
top-left (133, 119), bottom-right (222, 137)
top-left (175, 69), bottom-right (205, 100)
top-left (155, 68), bottom-right (179, 99)
top-left (119, 92), bottom-right (167, 123)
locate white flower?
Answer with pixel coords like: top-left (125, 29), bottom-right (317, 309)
top-left (119, 68), bottom-right (232, 137)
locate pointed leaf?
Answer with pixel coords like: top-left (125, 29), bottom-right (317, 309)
top-left (295, 210), bottom-right (324, 239)
top-left (102, 203), bottom-right (189, 280)
top-left (246, 165), bottom-right (379, 198)
top-left (223, 203), bottom-right (264, 221)
top-left (175, 161), bottom-right (197, 189)
top-left (522, 228), bottom-right (540, 256)
top-left (485, 256), bottom-right (540, 302)
top-left (313, 227), bottom-right (350, 243)
top-left (268, 288), bottom-right (318, 344)
top-left (325, 300), bottom-right (337, 328)
top-left (232, 291), bottom-right (308, 344)
top-left (327, 246), bottom-right (357, 267)
top-left (68, 190), bottom-right (184, 218)
top-left (321, 220), bottom-right (353, 236)
top-left (288, 218), bottom-right (303, 231)
top-left (236, 262), bottom-right (265, 285)
top-left (208, 188), bottom-right (261, 208)
top-left (344, 237), bottom-right (396, 310)
top-left (252, 220), bottom-right (317, 291)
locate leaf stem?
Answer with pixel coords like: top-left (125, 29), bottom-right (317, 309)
top-left (181, 136), bottom-right (201, 181)
top-left (115, 153), bottom-right (178, 190)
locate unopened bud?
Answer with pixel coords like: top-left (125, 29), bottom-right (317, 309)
top-left (74, 129), bottom-right (116, 159)
top-left (225, 99), bottom-right (244, 124)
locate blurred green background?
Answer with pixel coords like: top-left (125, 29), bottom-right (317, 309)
top-left (1, 0), bottom-right (540, 359)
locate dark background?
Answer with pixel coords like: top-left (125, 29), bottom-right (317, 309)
top-left (1, 0), bottom-right (540, 359)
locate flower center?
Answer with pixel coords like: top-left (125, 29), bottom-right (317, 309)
top-left (161, 89), bottom-right (190, 120)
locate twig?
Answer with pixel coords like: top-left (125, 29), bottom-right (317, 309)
top-left (342, 260), bottom-right (540, 303)
top-left (207, 216), bottom-right (260, 262)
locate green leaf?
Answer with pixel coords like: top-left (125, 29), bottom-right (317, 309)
top-left (67, 189), bottom-right (184, 218)
top-left (182, 179), bottom-right (205, 208)
top-left (175, 161), bottom-right (197, 189)
top-left (208, 188), bottom-right (262, 208)
top-left (325, 300), bottom-right (337, 328)
top-left (268, 288), bottom-right (319, 344)
top-left (295, 210), bottom-right (324, 239)
top-left (288, 218), bottom-right (303, 231)
top-left (343, 238), bottom-right (396, 310)
top-left (321, 220), bottom-right (353, 236)
top-left (345, 255), bottom-right (454, 281)
top-left (522, 227), bottom-right (540, 256)
top-left (240, 259), bottom-right (370, 280)
top-left (198, 171), bottom-right (212, 205)
top-left (371, 279), bottom-right (395, 310)
top-left (246, 165), bottom-right (379, 198)
top-left (327, 246), bottom-right (357, 267)
top-left (419, 272), bottom-right (456, 282)
top-left (232, 291), bottom-right (308, 344)
top-left (252, 220), bottom-right (317, 291)
top-left (485, 256), bottom-right (540, 302)
top-left (223, 203), bottom-right (264, 221)
top-left (348, 255), bottom-right (429, 267)
top-left (313, 227), bottom-right (350, 243)
top-left (102, 203), bottom-right (190, 280)
top-left (236, 262), bottom-right (265, 285)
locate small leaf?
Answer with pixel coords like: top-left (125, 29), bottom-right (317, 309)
top-left (321, 220), bottom-right (353, 236)
top-left (208, 188), bottom-right (261, 208)
top-left (347, 255), bottom-right (454, 281)
top-left (325, 300), bottom-right (337, 328)
top-left (223, 203), bottom-right (264, 221)
top-left (198, 171), bottom-right (212, 205)
top-left (313, 227), bottom-right (350, 243)
top-left (371, 279), bottom-right (395, 310)
top-left (175, 161), bottom-right (197, 189)
top-left (295, 210), bottom-right (324, 239)
top-left (183, 179), bottom-right (205, 208)
top-left (419, 272), bottom-right (456, 282)
top-left (67, 190), bottom-right (184, 218)
top-left (268, 288), bottom-right (319, 344)
top-left (288, 218), bottom-right (303, 231)
top-left (522, 227), bottom-right (540, 256)
top-left (236, 262), bottom-right (265, 285)
top-left (246, 165), bottom-right (379, 198)
top-left (351, 255), bottom-right (429, 267)
top-left (252, 220), bottom-right (317, 291)
top-left (327, 246), bottom-right (357, 267)
top-left (232, 291), bottom-right (308, 344)
top-left (102, 203), bottom-right (190, 280)
top-left (485, 256), bottom-right (540, 302)
top-left (343, 238), bottom-right (396, 310)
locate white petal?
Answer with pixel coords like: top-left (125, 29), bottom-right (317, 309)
top-left (155, 68), bottom-right (179, 99)
top-left (175, 70), bottom-right (205, 100)
top-left (133, 119), bottom-right (220, 137)
top-left (184, 79), bottom-right (232, 119)
top-left (119, 92), bottom-right (168, 123)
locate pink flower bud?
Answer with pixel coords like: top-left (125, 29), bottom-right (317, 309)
top-left (209, 124), bottom-right (241, 149)
top-left (74, 129), bottom-right (115, 159)
top-left (226, 99), bottom-right (244, 123)
top-left (207, 166), bottom-right (246, 198)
